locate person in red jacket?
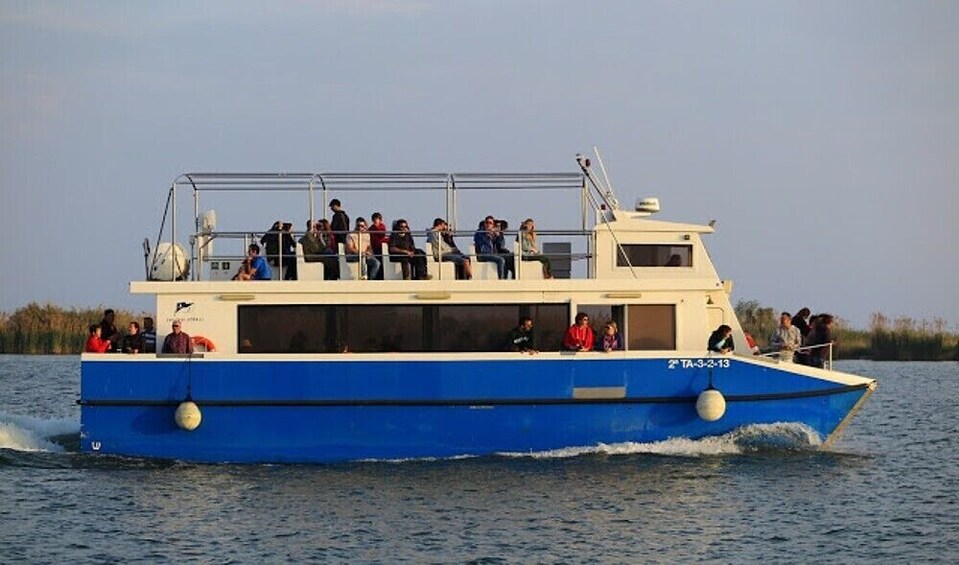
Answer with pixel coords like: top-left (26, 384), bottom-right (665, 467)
top-left (563, 312), bottom-right (594, 352)
top-left (84, 324), bottom-right (112, 353)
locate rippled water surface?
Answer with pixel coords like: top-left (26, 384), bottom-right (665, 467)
top-left (1, 357), bottom-right (956, 563)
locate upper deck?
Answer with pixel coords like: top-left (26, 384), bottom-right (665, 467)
top-left (143, 170), bottom-right (722, 287)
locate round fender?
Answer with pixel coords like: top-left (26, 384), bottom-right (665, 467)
top-left (696, 388), bottom-right (726, 422)
top-left (175, 401), bottom-right (202, 431)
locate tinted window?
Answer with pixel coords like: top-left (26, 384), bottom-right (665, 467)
top-left (627, 304), bottom-right (676, 350)
top-left (617, 245), bottom-right (692, 267)
top-left (238, 303), bottom-right (569, 353)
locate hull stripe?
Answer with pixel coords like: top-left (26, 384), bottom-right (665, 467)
top-left (80, 382), bottom-right (872, 407)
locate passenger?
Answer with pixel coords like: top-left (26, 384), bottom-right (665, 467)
top-left (508, 316), bottom-right (537, 354)
top-left (236, 243), bottom-right (272, 281)
top-left (280, 222), bottom-right (297, 280)
top-left (329, 199), bottom-right (350, 246)
top-left (299, 220), bottom-right (324, 260)
top-left (518, 218), bottom-right (552, 278)
top-left (315, 219), bottom-right (341, 280)
top-left (808, 314), bottom-right (835, 368)
top-left (597, 321), bottom-right (624, 352)
top-left (388, 219), bottom-right (430, 280)
top-left (345, 217), bottom-right (381, 280)
top-left (121, 321), bottom-right (145, 354)
top-left (369, 212), bottom-right (389, 280)
top-left (161, 320), bottom-right (194, 354)
top-left (708, 324), bottom-right (735, 354)
top-left (98, 309), bottom-right (120, 351)
top-left (427, 218), bottom-right (472, 279)
top-left (474, 217), bottom-right (507, 279)
top-left (665, 254), bottom-right (682, 267)
top-left (84, 324), bottom-right (112, 353)
top-left (793, 307), bottom-right (812, 338)
top-left (493, 219), bottom-right (515, 279)
top-left (563, 312), bottom-right (594, 352)
top-left (792, 307), bottom-right (812, 364)
top-left (141, 316), bottom-right (157, 353)
top-left (770, 312), bottom-right (802, 362)
top-left (260, 221), bottom-right (282, 269)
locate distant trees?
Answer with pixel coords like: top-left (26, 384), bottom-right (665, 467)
top-left (0, 302), bottom-right (148, 354)
top-left (734, 300), bottom-right (959, 361)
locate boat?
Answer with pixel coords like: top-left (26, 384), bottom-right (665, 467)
top-left (79, 154), bottom-right (877, 463)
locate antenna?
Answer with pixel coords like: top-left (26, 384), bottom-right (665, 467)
top-left (593, 146), bottom-right (619, 210)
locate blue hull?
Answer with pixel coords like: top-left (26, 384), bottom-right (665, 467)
top-left (79, 357), bottom-right (873, 463)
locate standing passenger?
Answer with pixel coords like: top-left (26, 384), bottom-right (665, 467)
top-left (98, 309), bottom-right (120, 351)
top-left (84, 325), bottom-right (112, 353)
top-left (121, 321), bottom-right (145, 354)
top-left (141, 317), bottom-right (157, 353)
top-left (162, 320), bottom-right (194, 354)
top-left (770, 312), bottom-right (802, 362)
top-left (329, 199), bottom-right (350, 246)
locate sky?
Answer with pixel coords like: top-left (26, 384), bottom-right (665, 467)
top-left (1, 0), bottom-right (956, 329)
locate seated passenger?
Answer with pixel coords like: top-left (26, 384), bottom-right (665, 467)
top-left (388, 219), bottom-right (430, 280)
top-left (665, 254), bottom-right (682, 267)
top-left (369, 212), bottom-right (389, 280)
top-left (518, 218), bottom-right (552, 278)
top-left (494, 219), bottom-right (515, 279)
top-left (563, 312), bottom-right (594, 352)
top-left (84, 324), bottom-right (112, 353)
top-left (345, 217), bottom-right (382, 280)
top-left (315, 219), bottom-right (341, 280)
top-left (236, 243), bottom-right (272, 281)
top-left (596, 321), bottom-right (624, 352)
top-left (708, 324), bottom-right (734, 354)
top-left (121, 321), bottom-right (145, 354)
top-left (508, 316), bottom-right (537, 354)
top-left (474, 217), bottom-right (506, 279)
top-left (427, 218), bottom-right (472, 279)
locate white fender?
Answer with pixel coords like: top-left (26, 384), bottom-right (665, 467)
top-left (696, 388), bottom-right (726, 422)
top-left (175, 401), bottom-right (202, 431)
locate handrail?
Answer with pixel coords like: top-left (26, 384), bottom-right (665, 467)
top-left (758, 342), bottom-right (834, 370)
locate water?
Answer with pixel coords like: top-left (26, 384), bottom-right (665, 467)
top-left (1, 357), bottom-right (956, 563)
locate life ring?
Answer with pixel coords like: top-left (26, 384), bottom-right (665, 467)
top-left (191, 335), bottom-right (217, 352)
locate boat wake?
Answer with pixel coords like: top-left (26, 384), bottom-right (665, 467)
top-left (499, 422), bottom-right (823, 459)
top-left (0, 412), bottom-right (79, 454)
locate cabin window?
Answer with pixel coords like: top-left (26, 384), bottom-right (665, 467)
top-left (237, 303), bottom-right (568, 354)
top-left (627, 304), bottom-right (676, 350)
top-left (616, 244), bottom-right (692, 268)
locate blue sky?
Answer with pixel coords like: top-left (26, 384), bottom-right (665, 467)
top-left (1, 1), bottom-right (956, 328)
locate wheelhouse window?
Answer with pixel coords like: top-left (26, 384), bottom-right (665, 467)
top-left (238, 303), bottom-right (568, 354)
top-left (617, 244), bottom-right (692, 267)
top-left (627, 304), bottom-right (676, 350)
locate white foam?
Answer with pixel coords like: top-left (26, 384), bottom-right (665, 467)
top-left (0, 412), bottom-right (79, 453)
top-left (498, 422), bottom-right (823, 459)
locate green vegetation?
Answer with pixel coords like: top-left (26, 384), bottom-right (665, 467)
top-left (0, 303), bottom-right (148, 355)
top-left (734, 300), bottom-right (959, 361)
